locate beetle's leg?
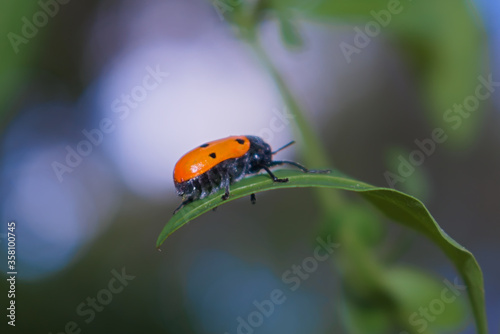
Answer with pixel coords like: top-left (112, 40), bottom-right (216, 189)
top-left (173, 198), bottom-right (192, 214)
top-left (221, 186), bottom-right (230, 200)
top-left (250, 193), bottom-right (256, 204)
top-left (261, 165), bottom-right (289, 182)
top-left (269, 160), bottom-right (331, 174)
top-left (221, 173), bottom-right (231, 200)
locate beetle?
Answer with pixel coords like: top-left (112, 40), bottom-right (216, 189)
top-left (173, 135), bottom-right (329, 213)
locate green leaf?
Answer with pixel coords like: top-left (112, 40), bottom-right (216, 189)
top-left (277, 13), bottom-right (304, 50)
top-left (341, 266), bottom-right (468, 334)
top-left (340, 294), bottom-right (393, 334)
top-left (385, 146), bottom-right (431, 201)
top-left (384, 267), bottom-right (468, 332)
top-left (0, 2), bottom-right (41, 127)
top-left (157, 170), bottom-right (487, 334)
top-left (271, 0), bottom-right (486, 147)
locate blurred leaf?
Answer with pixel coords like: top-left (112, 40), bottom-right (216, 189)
top-left (157, 170), bottom-right (486, 334)
top-left (385, 146), bottom-right (431, 201)
top-left (336, 207), bottom-right (464, 333)
top-left (328, 202), bottom-right (386, 249)
top-left (341, 266), bottom-right (468, 334)
top-left (335, 205), bottom-right (396, 334)
top-left (272, 0), bottom-right (390, 16)
top-left (277, 12), bottom-right (304, 49)
top-left (0, 2), bottom-right (41, 126)
top-left (341, 294), bottom-right (393, 334)
top-left (385, 267), bottom-right (468, 333)
top-left (270, 0), bottom-right (486, 147)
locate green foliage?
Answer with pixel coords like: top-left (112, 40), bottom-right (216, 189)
top-left (385, 268), bottom-right (468, 331)
top-left (0, 2), bottom-right (41, 127)
top-left (199, 1), bottom-right (488, 332)
top-left (342, 267), bottom-right (468, 334)
top-left (157, 170), bottom-right (486, 333)
top-left (385, 146), bottom-right (431, 200)
top-left (221, 0), bottom-right (486, 147)
top-left (275, 0), bottom-right (487, 147)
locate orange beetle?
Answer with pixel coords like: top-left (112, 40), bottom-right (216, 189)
top-left (173, 135), bottom-right (328, 213)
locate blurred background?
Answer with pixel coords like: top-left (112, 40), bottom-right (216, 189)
top-left (0, 0), bottom-right (499, 333)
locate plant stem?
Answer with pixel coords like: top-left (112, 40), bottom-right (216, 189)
top-left (250, 37), bottom-right (345, 211)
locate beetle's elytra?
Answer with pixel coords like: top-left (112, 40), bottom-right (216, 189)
top-left (173, 135), bottom-right (329, 213)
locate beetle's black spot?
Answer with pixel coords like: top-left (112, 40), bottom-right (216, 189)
top-left (235, 138), bottom-right (245, 145)
top-left (209, 152), bottom-right (216, 159)
top-left (200, 143), bottom-right (209, 148)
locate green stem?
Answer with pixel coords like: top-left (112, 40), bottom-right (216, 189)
top-left (250, 40), bottom-right (328, 166)
top-left (250, 37), bottom-right (345, 211)
top-left (248, 34), bottom-right (442, 334)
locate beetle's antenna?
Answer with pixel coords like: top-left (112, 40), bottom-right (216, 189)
top-left (272, 141), bottom-right (295, 155)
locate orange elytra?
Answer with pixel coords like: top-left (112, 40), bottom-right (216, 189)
top-left (173, 135), bottom-right (250, 183)
top-left (173, 135), bottom-right (329, 213)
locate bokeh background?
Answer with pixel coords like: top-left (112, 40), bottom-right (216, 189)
top-left (1, 0), bottom-right (499, 333)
